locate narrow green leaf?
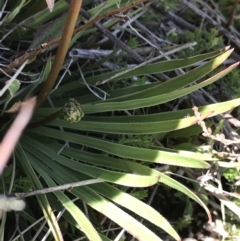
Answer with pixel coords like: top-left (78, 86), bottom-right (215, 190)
top-left (28, 128), bottom-right (210, 168)
top-left (25, 56), bottom-right (52, 98)
top-left (4, 0), bottom-right (26, 23)
top-left (159, 173), bottom-right (211, 221)
top-left (50, 47), bottom-right (228, 98)
top-left (2, 79), bottom-right (20, 113)
top-left (16, 144), bottom-right (63, 241)
top-left (83, 62), bottom-right (238, 113)
top-left (30, 161), bottom-right (102, 241)
top-left (35, 96), bottom-right (240, 119)
top-left (22, 136), bottom-right (160, 187)
top-left (92, 183), bottom-right (181, 241)
top-left (85, 47), bottom-right (230, 85)
top-left (54, 145), bottom-right (162, 174)
top-left (71, 188), bottom-right (163, 241)
top-left (24, 151), bottom-right (163, 241)
top-left (100, 48), bottom-right (234, 102)
top-left (49, 143), bottom-right (219, 230)
top-left (48, 96), bottom-right (237, 133)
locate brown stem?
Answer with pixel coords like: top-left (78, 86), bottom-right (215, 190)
top-left (27, 109), bottom-right (62, 129)
top-left (226, 0), bottom-right (240, 27)
top-left (36, 0), bottom-right (83, 109)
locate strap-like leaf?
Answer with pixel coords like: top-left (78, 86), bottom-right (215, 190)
top-left (28, 127), bottom-right (210, 169)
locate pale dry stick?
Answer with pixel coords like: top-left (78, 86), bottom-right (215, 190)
top-left (125, 17), bottom-right (159, 49)
top-left (42, 205), bottom-right (71, 241)
top-left (0, 60), bottom-right (28, 97)
top-left (216, 165), bottom-right (226, 223)
top-left (0, 96), bottom-right (36, 175)
top-left (69, 48), bottom-right (132, 71)
top-left (14, 179), bottom-right (104, 198)
top-left (113, 8), bottom-right (159, 50)
top-left (193, 91), bottom-right (237, 219)
top-left (208, 199), bottom-right (240, 222)
top-left (82, 201), bottom-right (89, 219)
top-left (105, 220), bottom-right (114, 238)
top-left (73, 234), bottom-right (97, 241)
top-left (11, 216), bottom-right (46, 241)
top-left (31, 218), bottom-right (48, 241)
top-left (19, 77), bottom-right (41, 84)
top-left (46, 198), bottom-right (83, 241)
top-left (130, 184), bottom-right (159, 241)
top-left (136, 23), bottom-right (184, 85)
top-left (96, 41), bottom-right (197, 85)
top-left (80, 8), bottom-right (144, 63)
top-left (51, 58), bottom-right (74, 93)
top-left (76, 62), bottom-right (108, 100)
top-left (73, 237), bottom-right (88, 241)
top-left (167, 171), bottom-right (240, 201)
top-left (99, 215), bottom-right (113, 239)
top-left (189, 89), bottom-right (240, 149)
top-left (193, 107), bottom-right (226, 218)
top-left (101, 227), bottom-right (122, 234)
top-left (223, 113), bottom-right (240, 128)
top-left (114, 229), bottom-right (126, 241)
top-left (0, 59), bottom-right (29, 115)
top-left (56, 143), bottom-right (68, 155)
top-left (204, 184), bottom-right (240, 219)
top-left (0, 66), bottom-right (24, 79)
top-left (134, 20), bottom-right (173, 45)
top-left (8, 214), bottom-right (20, 241)
top-left (69, 47), bottom-right (154, 59)
top-left (192, 106), bottom-right (240, 147)
top-left (98, 5), bottom-right (148, 45)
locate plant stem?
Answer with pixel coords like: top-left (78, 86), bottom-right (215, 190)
top-left (27, 109), bottom-right (62, 128)
top-left (36, 0), bottom-right (83, 109)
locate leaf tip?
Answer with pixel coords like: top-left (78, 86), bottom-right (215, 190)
top-left (46, 0), bottom-right (55, 12)
top-left (225, 45), bottom-right (231, 51)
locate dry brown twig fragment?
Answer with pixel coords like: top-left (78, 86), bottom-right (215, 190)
top-left (226, 0), bottom-right (240, 27)
top-left (192, 106), bottom-right (240, 146)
